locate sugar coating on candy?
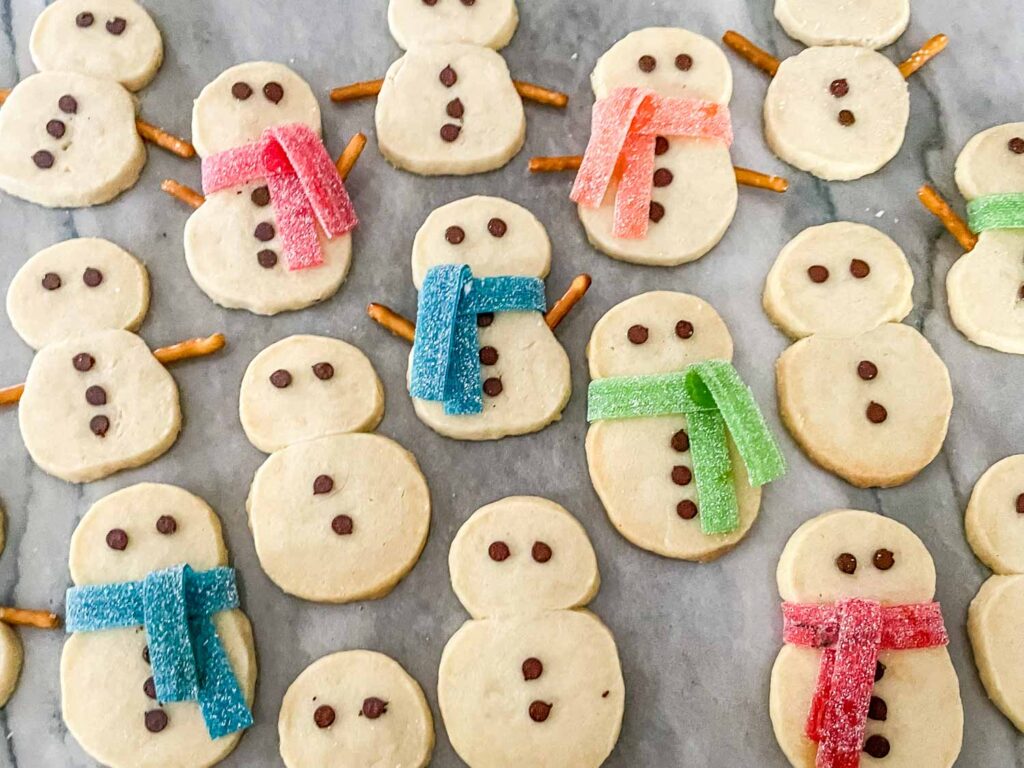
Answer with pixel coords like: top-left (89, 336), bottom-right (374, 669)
top-left (967, 193), bottom-right (1024, 233)
top-left (202, 122), bottom-right (358, 270)
top-left (410, 264), bottom-right (546, 415)
top-left (66, 565), bottom-right (253, 739)
top-left (572, 87), bottom-right (733, 239)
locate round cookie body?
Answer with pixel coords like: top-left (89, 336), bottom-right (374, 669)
top-left (590, 27), bottom-right (733, 103)
top-left (19, 330), bottom-right (181, 483)
top-left (239, 335), bottom-right (384, 453)
top-left (765, 46), bottom-right (909, 181)
top-left (776, 323), bottom-right (952, 488)
top-left (0, 72), bottom-right (145, 208)
top-left (968, 575), bottom-right (1024, 732)
top-left (0, 624), bottom-right (22, 708)
top-left (247, 433), bottom-right (431, 603)
top-left (773, 0), bottom-right (910, 49)
top-left (279, 650), bottom-right (434, 768)
top-left (184, 184), bottom-right (351, 315)
top-left (438, 609), bottom-right (625, 768)
top-left (388, 0), bottom-right (518, 50)
top-left (409, 312), bottom-right (571, 440)
top-left (954, 122), bottom-right (1024, 199)
top-left (411, 196), bottom-right (551, 288)
top-left (965, 454), bottom-right (1024, 574)
top-left (7, 238), bottom-right (149, 349)
top-left (577, 140), bottom-right (737, 266)
top-left (763, 222), bottom-right (913, 339)
top-left (376, 44), bottom-right (526, 176)
top-left (62, 610), bottom-right (257, 768)
top-left (191, 61), bottom-right (321, 158)
top-left (946, 230), bottom-right (1024, 355)
top-left (30, 0), bottom-right (164, 91)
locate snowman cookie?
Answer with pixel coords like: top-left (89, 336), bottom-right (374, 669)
top-left (62, 483), bottom-right (257, 768)
top-left (767, 223), bottom-right (953, 487)
top-left (241, 335), bottom-right (431, 603)
top-left (6, 238), bottom-right (150, 350)
top-left (770, 509), bottom-right (963, 768)
top-left (279, 650), bottom-right (434, 768)
top-left (388, 0), bottom-right (518, 50)
top-left (180, 61), bottom-right (358, 316)
top-left (438, 497), bottom-right (625, 768)
top-left (965, 456), bottom-right (1024, 731)
top-left (585, 292), bottom-right (785, 561)
top-left (774, 0), bottom-right (911, 50)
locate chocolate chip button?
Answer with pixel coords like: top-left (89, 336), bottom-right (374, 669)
top-left (422, 0), bottom-right (438, 5)
top-left (143, 646), bottom-right (150, 664)
top-left (460, 0), bottom-right (476, 5)
top-left (677, 500), bottom-right (699, 520)
top-left (46, 120), bottom-right (66, 139)
top-left (488, 541), bottom-right (511, 562)
top-left (58, 95), bottom-right (79, 114)
top-left (269, 369), bottom-right (292, 388)
top-left (808, 265), bottom-right (829, 283)
top-left (76, 12), bottom-right (94, 27)
top-left (254, 222), bottom-right (276, 242)
top-left (106, 528), bottom-right (128, 551)
top-left (675, 320), bottom-right (694, 340)
top-left (529, 701), bottom-right (553, 722)
top-left (439, 65), bottom-right (458, 87)
top-left (671, 430), bottom-right (690, 452)
top-left (83, 267), bottom-right (103, 287)
top-left (73, 352), bottom-right (95, 371)
top-left (653, 168), bottom-right (674, 187)
top-left (446, 98), bottom-right (465, 119)
top-left (231, 82), bottom-right (253, 100)
top-left (868, 696), bottom-right (888, 721)
top-left (654, 136), bottom-right (669, 156)
top-left (477, 312), bottom-right (494, 327)
top-left (649, 201), bottom-right (666, 223)
top-left (836, 552), bottom-right (857, 574)
top-left (522, 658), bottom-right (543, 681)
top-left (875, 661), bottom-right (886, 681)
top-left (90, 415), bottom-right (110, 437)
top-left (156, 515), bottom-right (177, 535)
top-left (440, 124), bottom-right (462, 142)
top-left (627, 324), bottom-right (649, 345)
top-left (866, 401), bottom-right (888, 424)
top-left (858, 361), bottom-right (878, 381)
top-left (850, 259), bottom-right (871, 278)
top-left (144, 710), bottom-right (168, 733)
top-left (1009, 137), bottom-right (1024, 155)
top-left (483, 377), bottom-right (503, 397)
top-left (332, 515), bottom-right (354, 536)
top-left (263, 82), bottom-right (285, 104)
top-left (675, 53), bottom-right (693, 71)
top-left (313, 362), bottom-right (335, 381)
top-left (41, 273), bottom-right (61, 291)
top-left (638, 55), bottom-right (657, 72)
top-left (32, 150), bottom-right (54, 169)
top-left (314, 705), bottom-right (336, 729)
top-left (313, 475), bottom-right (334, 495)
top-left (445, 225), bottom-right (465, 244)
top-left (257, 249), bottom-right (278, 269)
top-left (85, 385), bottom-right (107, 406)
top-left (488, 218), bottom-right (508, 238)
top-left (873, 548), bottom-right (895, 570)
top-left (671, 466), bottom-right (693, 486)
top-left (838, 109), bottom-right (856, 127)
top-left (1016, 493), bottom-right (1024, 515)
top-left (829, 78), bottom-right (850, 98)
top-left (532, 541), bottom-right (553, 563)
top-left (863, 735), bottom-right (890, 758)
top-left (479, 346), bottom-right (499, 366)
top-left (143, 677), bottom-right (157, 700)
top-left (250, 186), bottom-right (271, 206)
top-left (362, 697), bottom-right (388, 719)
top-left (105, 17), bottom-right (127, 35)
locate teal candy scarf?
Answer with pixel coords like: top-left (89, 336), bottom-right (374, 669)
top-left (967, 193), bottom-right (1024, 233)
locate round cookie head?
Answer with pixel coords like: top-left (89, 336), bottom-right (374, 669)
top-left (239, 335), bottom-right (384, 453)
top-left (587, 291), bottom-right (734, 379)
top-left (0, 624), bottom-right (22, 708)
top-left (279, 650), bottom-right (434, 768)
top-left (591, 27), bottom-right (733, 103)
top-left (69, 483), bottom-right (227, 586)
top-left (7, 238), bottom-right (150, 350)
top-left (774, 0), bottom-right (910, 49)
top-left (388, 0), bottom-right (518, 50)
top-left (954, 122), bottom-right (1024, 200)
top-left (191, 61), bottom-right (321, 158)
top-left (763, 222), bottom-right (914, 339)
top-left (30, 0), bottom-right (164, 91)
top-left (778, 509), bottom-right (937, 605)
top-left (449, 497), bottom-right (600, 619)
top-left (965, 455), bottom-right (1024, 574)
top-left (411, 196), bottom-right (551, 289)
top-left (765, 46), bottom-right (909, 181)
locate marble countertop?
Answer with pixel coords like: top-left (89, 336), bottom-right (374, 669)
top-left (0, 0), bottom-right (1020, 765)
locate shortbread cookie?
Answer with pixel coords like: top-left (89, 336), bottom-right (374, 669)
top-left (774, 0), bottom-right (910, 49)
top-left (376, 43), bottom-right (525, 175)
top-left (279, 650), bottom-right (433, 768)
top-left (30, 0), bottom-right (164, 91)
top-left (965, 455), bottom-right (1024, 575)
top-left (62, 483), bottom-right (257, 768)
top-left (439, 497), bottom-right (624, 768)
top-left (771, 510), bottom-right (963, 768)
top-left (765, 46), bottom-right (909, 180)
top-left (0, 624), bottom-right (22, 708)
top-left (239, 335), bottom-right (383, 453)
top-left (764, 222), bottom-right (914, 339)
top-left (777, 323), bottom-right (952, 488)
top-left (248, 433), bottom-right (430, 603)
top-left (388, 0), bottom-right (518, 50)
top-left (0, 71), bottom-right (145, 207)
top-left (969, 575), bottom-right (1024, 731)
top-left (19, 329), bottom-right (181, 483)
top-left (7, 238), bottom-right (150, 349)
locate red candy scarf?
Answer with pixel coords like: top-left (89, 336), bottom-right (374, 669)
top-left (570, 87), bottom-right (733, 240)
top-left (782, 598), bottom-right (948, 768)
top-left (201, 123), bottom-right (358, 270)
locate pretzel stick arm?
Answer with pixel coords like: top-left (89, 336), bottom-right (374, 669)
top-left (0, 607), bottom-right (60, 630)
top-left (722, 31), bottom-right (780, 77)
top-left (734, 167), bottom-right (789, 193)
top-left (918, 184), bottom-right (978, 251)
top-left (136, 120), bottom-right (195, 159)
top-left (899, 34), bottom-right (949, 79)
top-left (529, 155), bottom-right (583, 173)
top-left (161, 179), bottom-right (205, 209)
top-left (368, 304), bottom-right (416, 344)
top-left (0, 88), bottom-right (9, 105)
top-left (545, 274), bottom-right (592, 330)
top-left (336, 133), bottom-right (367, 180)
top-left (0, 384), bottom-right (24, 406)
top-left (513, 81), bottom-right (569, 108)
top-left (153, 334), bottom-right (226, 365)
top-left (330, 79), bottom-right (384, 103)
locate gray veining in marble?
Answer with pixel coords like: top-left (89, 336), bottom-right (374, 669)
top-left (0, 0), bottom-right (1020, 765)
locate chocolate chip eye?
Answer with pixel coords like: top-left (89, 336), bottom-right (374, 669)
top-left (460, 0), bottom-right (476, 5)
top-left (1016, 493), bottom-right (1024, 515)
top-left (106, 528), bottom-right (128, 551)
top-left (1008, 137), bottom-right (1024, 155)
top-left (76, 11), bottom-right (94, 27)
top-left (532, 541), bottom-right (553, 563)
top-left (488, 218), bottom-right (508, 238)
top-left (638, 55), bottom-right (657, 73)
top-left (105, 17), bottom-right (127, 35)
top-left (263, 82), bottom-right (285, 104)
top-left (873, 548), bottom-right (895, 570)
top-left (250, 186), bottom-right (271, 206)
top-left (362, 697), bottom-right (388, 719)
top-left (807, 265), bottom-right (829, 283)
top-left (269, 369), bottom-right (292, 389)
top-left (675, 53), bottom-right (693, 71)
top-left (835, 552), bottom-right (857, 574)
top-left (231, 82), bottom-right (253, 100)
top-left (850, 259), bottom-right (870, 279)
top-left (41, 272), bottom-right (61, 291)
top-left (445, 225), bottom-right (465, 244)
top-left (312, 362), bottom-right (335, 381)
top-left (627, 324), bottom-right (649, 345)
top-left (422, 0), bottom-right (438, 5)
top-left (675, 320), bottom-right (694, 340)
top-left (83, 267), bottom-right (103, 287)
top-left (488, 541), bottom-right (511, 562)
top-left (156, 515), bottom-right (178, 535)
top-left (314, 705), bottom-right (336, 729)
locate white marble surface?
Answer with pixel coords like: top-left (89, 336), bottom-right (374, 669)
top-left (0, 0), bottom-right (1020, 765)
